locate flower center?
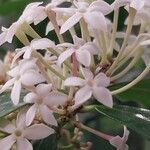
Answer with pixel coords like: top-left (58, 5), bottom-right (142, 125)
top-left (15, 129), bottom-right (22, 137)
top-left (87, 80), bottom-right (93, 87)
top-left (36, 98), bottom-right (43, 105)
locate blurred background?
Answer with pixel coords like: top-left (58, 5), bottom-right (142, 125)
top-left (0, 0), bottom-right (149, 149)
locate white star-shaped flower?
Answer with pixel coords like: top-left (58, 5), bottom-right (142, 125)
top-left (53, 0), bottom-right (112, 33)
top-left (64, 67), bottom-right (113, 108)
top-left (109, 126), bottom-right (130, 150)
top-left (58, 35), bottom-right (98, 67)
top-left (24, 84), bottom-right (68, 126)
top-left (0, 59), bottom-right (45, 105)
top-left (0, 111), bottom-right (54, 150)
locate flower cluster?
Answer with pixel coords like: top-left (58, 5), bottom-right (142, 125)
top-left (0, 0), bottom-right (150, 149)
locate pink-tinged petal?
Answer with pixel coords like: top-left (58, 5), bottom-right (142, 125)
top-left (76, 49), bottom-right (91, 66)
top-left (35, 84), bottom-right (52, 97)
top-left (0, 32), bottom-right (6, 46)
top-left (16, 111), bottom-right (26, 129)
top-left (130, 0), bottom-right (144, 11)
top-left (140, 40), bottom-right (150, 46)
top-left (31, 38), bottom-right (55, 50)
top-left (75, 85), bottom-right (92, 105)
top-left (11, 50), bottom-right (25, 67)
top-left (94, 73), bottom-right (110, 87)
top-left (8, 66), bottom-right (19, 77)
top-left (64, 77), bottom-right (85, 86)
top-left (111, 0), bottom-right (131, 10)
top-left (109, 136), bottom-right (122, 148)
top-left (73, 35), bottom-right (85, 46)
top-left (1, 121), bottom-right (15, 134)
top-left (89, 0), bottom-right (112, 15)
top-left (81, 42), bottom-right (99, 55)
top-left (44, 91), bottom-right (68, 106)
top-left (123, 126), bottom-right (130, 143)
top-left (21, 70), bottom-right (45, 86)
top-left (80, 67), bottom-right (93, 80)
top-left (6, 23), bottom-right (18, 43)
top-left (24, 92), bottom-right (37, 103)
top-left (60, 12), bottom-right (83, 34)
top-left (23, 47), bottom-right (32, 59)
top-left (40, 105), bottom-right (57, 126)
top-left (17, 138), bottom-right (33, 150)
top-left (26, 104), bottom-right (37, 126)
top-left (46, 22), bottom-right (54, 35)
top-left (0, 78), bottom-right (15, 93)
top-left (52, 7), bottom-right (77, 15)
top-left (84, 11), bottom-right (107, 31)
top-left (19, 59), bottom-right (37, 74)
top-left (57, 49), bottom-right (74, 66)
top-left (11, 80), bottom-right (21, 105)
top-left (0, 135), bottom-right (16, 150)
top-left (23, 124), bottom-right (54, 140)
top-left (93, 87), bottom-right (113, 108)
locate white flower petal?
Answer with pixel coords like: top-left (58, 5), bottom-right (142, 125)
top-left (40, 105), bottom-right (57, 126)
top-left (76, 49), bottom-right (91, 66)
top-left (109, 136), bottom-right (123, 148)
top-left (93, 87), bottom-right (113, 108)
top-left (0, 135), bottom-right (16, 150)
top-left (60, 12), bottom-right (83, 34)
top-left (81, 42), bottom-right (99, 55)
top-left (89, 0), bottom-right (112, 15)
top-left (24, 124), bottom-right (54, 140)
top-left (24, 92), bottom-right (37, 103)
top-left (31, 38), bottom-right (55, 50)
top-left (130, 0), bottom-right (144, 11)
top-left (11, 80), bottom-right (21, 105)
top-left (17, 138), bottom-right (33, 150)
top-left (23, 47), bottom-right (32, 59)
top-left (44, 91), bottom-right (68, 106)
top-left (84, 11), bottom-right (107, 31)
top-left (26, 104), bottom-right (37, 126)
top-left (75, 86), bottom-right (92, 105)
top-left (16, 111), bottom-right (26, 129)
top-left (57, 49), bottom-right (74, 66)
top-left (73, 35), bottom-right (85, 46)
top-left (64, 77), bottom-right (85, 86)
top-left (0, 78), bottom-right (15, 93)
top-left (35, 84), bottom-right (52, 97)
top-left (94, 73), bottom-right (110, 87)
top-left (0, 32), bottom-right (7, 46)
top-left (46, 22), bottom-right (54, 35)
top-left (21, 71), bottom-right (45, 86)
top-left (80, 67), bottom-right (93, 80)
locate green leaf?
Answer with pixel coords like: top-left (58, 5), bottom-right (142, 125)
top-left (110, 79), bottom-right (150, 107)
top-left (0, 92), bottom-right (26, 119)
top-left (96, 105), bottom-right (150, 140)
top-left (0, 0), bottom-right (33, 15)
top-left (33, 133), bottom-right (58, 150)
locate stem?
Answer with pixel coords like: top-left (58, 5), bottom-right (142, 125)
top-left (81, 124), bottom-right (113, 141)
top-left (107, 10), bottom-right (119, 58)
top-left (46, 9), bottom-right (64, 43)
top-left (33, 52), bottom-right (66, 80)
top-left (106, 8), bottom-right (136, 75)
top-left (111, 63), bottom-right (150, 95)
top-left (110, 50), bottom-right (142, 81)
top-left (80, 18), bottom-right (91, 42)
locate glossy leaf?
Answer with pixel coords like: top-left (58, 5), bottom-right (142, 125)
top-left (0, 92), bottom-right (26, 119)
top-left (0, 0), bottom-right (34, 15)
top-left (110, 79), bottom-right (150, 107)
top-left (33, 133), bottom-right (58, 150)
top-left (96, 105), bottom-right (150, 140)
